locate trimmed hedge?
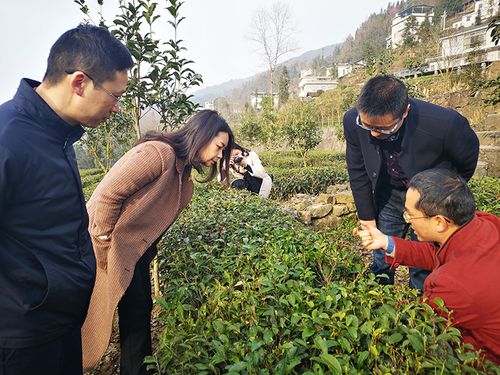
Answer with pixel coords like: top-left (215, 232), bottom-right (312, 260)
top-left (79, 161), bottom-right (499, 212)
top-left (259, 151), bottom-right (346, 169)
top-left (149, 185), bottom-right (496, 374)
top-left (259, 151), bottom-right (349, 200)
top-left (469, 177), bottom-right (500, 216)
top-left (80, 168), bottom-right (105, 178)
top-left (81, 169), bottom-right (105, 201)
top-left (268, 166), bottom-right (349, 201)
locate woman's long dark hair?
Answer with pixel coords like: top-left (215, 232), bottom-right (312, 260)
top-left (232, 143), bottom-right (250, 157)
top-left (136, 110), bottom-right (234, 182)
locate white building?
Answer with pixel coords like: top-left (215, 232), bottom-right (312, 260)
top-left (201, 101), bottom-right (214, 110)
top-left (298, 69), bottom-right (338, 98)
top-left (452, 0), bottom-right (499, 29)
top-left (337, 63), bottom-right (353, 79)
top-left (250, 92), bottom-right (279, 111)
top-left (389, 5), bottom-right (435, 49)
top-left (337, 60), bottom-right (365, 79)
top-left (427, 23), bottom-right (500, 71)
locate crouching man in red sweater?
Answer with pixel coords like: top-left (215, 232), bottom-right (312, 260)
top-left (354, 169), bottom-right (500, 365)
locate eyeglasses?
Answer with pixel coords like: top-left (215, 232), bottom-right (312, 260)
top-left (356, 115), bottom-right (403, 135)
top-left (403, 211), bottom-right (429, 223)
top-left (65, 69), bottom-right (122, 103)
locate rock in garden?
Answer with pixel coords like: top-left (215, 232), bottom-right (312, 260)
top-left (335, 191), bottom-right (354, 204)
top-left (308, 203), bottom-right (333, 219)
top-left (314, 214), bottom-right (340, 229)
top-left (315, 193), bottom-right (335, 204)
top-left (333, 204), bottom-right (349, 217)
top-left (297, 210), bottom-right (312, 224)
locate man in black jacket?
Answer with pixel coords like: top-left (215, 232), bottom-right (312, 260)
top-left (0, 24), bottom-right (133, 374)
top-left (343, 75), bottom-right (479, 290)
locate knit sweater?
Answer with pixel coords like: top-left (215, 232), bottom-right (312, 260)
top-left (81, 141), bottom-right (193, 369)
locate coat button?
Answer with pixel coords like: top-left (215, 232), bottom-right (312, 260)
top-left (372, 172), bottom-right (377, 178)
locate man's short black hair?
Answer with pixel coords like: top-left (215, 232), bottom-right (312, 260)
top-left (409, 169), bottom-right (476, 226)
top-left (43, 23), bottom-right (134, 85)
top-left (357, 75), bottom-right (409, 119)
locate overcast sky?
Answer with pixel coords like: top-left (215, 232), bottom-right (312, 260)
top-left (0, 0), bottom-right (393, 103)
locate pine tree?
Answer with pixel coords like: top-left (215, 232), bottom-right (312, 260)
top-left (278, 66), bottom-right (290, 105)
top-left (402, 15), bottom-right (419, 47)
top-left (417, 14), bottom-right (433, 42)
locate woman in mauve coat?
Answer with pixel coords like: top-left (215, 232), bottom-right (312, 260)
top-left (81, 110), bottom-right (234, 375)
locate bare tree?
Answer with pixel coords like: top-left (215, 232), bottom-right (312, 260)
top-left (249, 2), bottom-right (297, 101)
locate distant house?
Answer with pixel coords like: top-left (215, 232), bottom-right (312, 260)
top-left (452, 0), bottom-right (499, 29)
top-left (337, 63), bottom-right (352, 79)
top-left (250, 91), bottom-right (279, 111)
top-left (337, 60), bottom-right (365, 79)
top-left (201, 101), bottom-right (214, 110)
top-left (388, 5), bottom-right (435, 49)
top-left (298, 69), bottom-right (338, 98)
top-left (427, 23), bottom-right (500, 71)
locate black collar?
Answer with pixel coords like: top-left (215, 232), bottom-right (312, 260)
top-left (14, 78), bottom-right (85, 145)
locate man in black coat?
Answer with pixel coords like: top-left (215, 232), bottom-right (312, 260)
top-left (0, 25), bottom-right (133, 374)
top-left (343, 75), bottom-right (479, 290)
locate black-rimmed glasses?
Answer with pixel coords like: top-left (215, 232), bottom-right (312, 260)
top-left (65, 70), bottom-right (122, 103)
top-left (355, 115), bottom-right (403, 135)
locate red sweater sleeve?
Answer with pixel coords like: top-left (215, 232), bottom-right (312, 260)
top-left (386, 237), bottom-right (438, 271)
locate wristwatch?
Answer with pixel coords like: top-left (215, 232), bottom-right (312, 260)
top-left (385, 236), bottom-right (395, 256)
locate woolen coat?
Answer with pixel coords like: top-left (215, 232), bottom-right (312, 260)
top-left (81, 140), bottom-right (194, 369)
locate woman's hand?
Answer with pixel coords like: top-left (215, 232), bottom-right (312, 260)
top-left (92, 234), bottom-right (112, 271)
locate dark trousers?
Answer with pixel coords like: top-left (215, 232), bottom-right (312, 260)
top-left (373, 188), bottom-right (430, 291)
top-left (231, 175), bottom-right (262, 194)
top-left (0, 326), bottom-right (83, 375)
top-left (118, 247), bottom-right (155, 375)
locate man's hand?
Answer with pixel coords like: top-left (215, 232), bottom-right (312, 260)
top-left (353, 225), bottom-right (388, 251)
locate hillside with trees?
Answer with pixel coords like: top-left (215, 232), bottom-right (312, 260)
top-left (196, 0), bottom-right (485, 120)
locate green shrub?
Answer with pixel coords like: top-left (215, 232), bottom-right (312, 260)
top-left (268, 166), bottom-right (349, 200)
top-left (260, 151), bottom-right (346, 169)
top-left (80, 168), bottom-right (105, 178)
top-left (81, 170), bottom-right (105, 201)
top-left (258, 151), bottom-right (349, 200)
top-left (469, 177), bottom-right (500, 216)
top-left (148, 185), bottom-right (495, 374)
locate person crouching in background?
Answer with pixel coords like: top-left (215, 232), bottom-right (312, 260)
top-left (228, 143), bottom-right (272, 198)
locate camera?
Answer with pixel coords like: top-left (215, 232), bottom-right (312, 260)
top-left (233, 156), bottom-right (243, 163)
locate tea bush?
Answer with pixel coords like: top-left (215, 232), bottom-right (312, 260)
top-left (78, 160), bottom-right (500, 373)
top-left (80, 168), bottom-right (105, 178)
top-left (469, 177), bottom-right (500, 216)
top-left (80, 169), bottom-right (105, 201)
top-left (268, 166), bottom-right (349, 201)
top-left (259, 150), bottom-right (346, 169)
top-left (150, 185), bottom-right (498, 374)
top-left (258, 151), bottom-right (349, 200)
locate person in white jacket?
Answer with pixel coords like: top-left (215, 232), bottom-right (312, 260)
top-left (229, 143), bottom-right (273, 198)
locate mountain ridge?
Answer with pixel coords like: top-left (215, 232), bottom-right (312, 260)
top-left (192, 43), bottom-right (341, 104)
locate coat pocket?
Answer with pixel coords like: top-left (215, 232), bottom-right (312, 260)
top-left (0, 238), bottom-right (49, 311)
top-left (91, 235), bottom-right (111, 271)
